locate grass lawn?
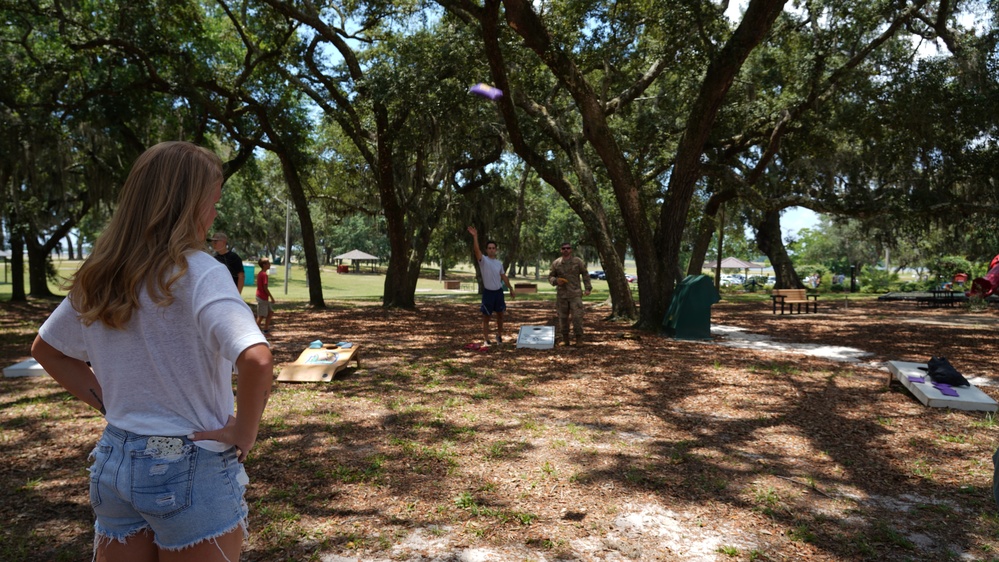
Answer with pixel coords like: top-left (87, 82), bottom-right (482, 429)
top-left (0, 258), bottom-right (645, 305)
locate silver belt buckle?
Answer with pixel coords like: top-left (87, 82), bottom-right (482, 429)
top-left (146, 436), bottom-right (184, 457)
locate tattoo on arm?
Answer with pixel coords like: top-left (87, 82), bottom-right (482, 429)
top-left (89, 388), bottom-right (107, 415)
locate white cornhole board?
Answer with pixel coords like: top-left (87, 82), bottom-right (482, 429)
top-left (516, 325), bottom-right (555, 349)
top-left (887, 360), bottom-right (998, 412)
top-left (4, 358), bottom-right (48, 378)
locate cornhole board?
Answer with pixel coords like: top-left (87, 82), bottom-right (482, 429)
top-left (277, 343), bottom-right (361, 382)
top-left (4, 358), bottom-right (47, 378)
top-left (887, 360), bottom-right (998, 412)
top-left (516, 326), bottom-right (554, 349)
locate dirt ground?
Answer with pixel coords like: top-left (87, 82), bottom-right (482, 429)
top-left (3, 295), bottom-right (999, 561)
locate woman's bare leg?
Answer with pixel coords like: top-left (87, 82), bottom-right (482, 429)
top-left (159, 526), bottom-right (243, 562)
top-left (96, 528), bottom-right (157, 562)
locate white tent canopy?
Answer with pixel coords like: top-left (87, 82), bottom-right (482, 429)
top-left (712, 257), bottom-right (769, 284)
top-left (717, 257), bottom-right (764, 270)
top-left (333, 249), bottom-right (380, 273)
top-left (334, 249), bottom-right (379, 261)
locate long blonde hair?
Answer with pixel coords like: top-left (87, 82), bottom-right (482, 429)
top-left (70, 141), bottom-right (223, 328)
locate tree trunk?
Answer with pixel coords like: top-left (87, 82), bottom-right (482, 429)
top-left (687, 191), bottom-right (736, 276)
top-left (590, 229), bottom-right (634, 320)
top-left (689, 214), bottom-right (717, 280)
top-left (380, 210), bottom-right (418, 309)
top-left (644, 0), bottom-right (787, 329)
top-left (24, 207), bottom-right (86, 298)
top-left (496, 0), bottom-right (787, 331)
top-left (504, 164), bottom-right (530, 279)
top-left (277, 152), bottom-right (326, 308)
top-left (9, 233), bottom-right (26, 302)
top-left (612, 238), bottom-right (628, 267)
top-left (382, 266), bottom-right (416, 307)
top-left (754, 209), bottom-right (801, 289)
top-left (480, 2), bottom-right (637, 321)
top-left (372, 103), bottom-right (420, 309)
top-left (383, 218), bottom-right (436, 309)
top-left (381, 201), bottom-right (438, 309)
top-left (25, 241), bottom-right (53, 297)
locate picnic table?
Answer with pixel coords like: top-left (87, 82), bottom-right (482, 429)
top-left (916, 290), bottom-right (964, 308)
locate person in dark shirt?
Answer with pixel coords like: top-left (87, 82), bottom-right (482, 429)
top-left (210, 232), bottom-right (245, 294)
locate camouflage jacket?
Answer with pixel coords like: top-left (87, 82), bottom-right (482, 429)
top-left (548, 256), bottom-right (591, 298)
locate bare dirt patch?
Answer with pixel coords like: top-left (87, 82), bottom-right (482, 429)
top-left (2, 296), bottom-right (999, 561)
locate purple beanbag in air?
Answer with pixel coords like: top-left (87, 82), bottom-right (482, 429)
top-left (469, 83), bottom-right (503, 100)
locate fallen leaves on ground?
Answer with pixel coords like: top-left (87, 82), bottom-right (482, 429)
top-left (2, 296), bottom-right (999, 561)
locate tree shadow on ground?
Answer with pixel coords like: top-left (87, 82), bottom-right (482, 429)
top-left (3, 298), bottom-right (999, 561)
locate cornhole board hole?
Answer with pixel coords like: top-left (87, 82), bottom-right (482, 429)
top-left (4, 358), bottom-right (47, 378)
top-left (887, 360), bottom-right (998, 412)
top-left (516, 326), bottom-right (554, 349)
top-left (277, 343), bottom-right (361, 382)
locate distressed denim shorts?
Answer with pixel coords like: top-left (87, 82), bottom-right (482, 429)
top-left (89, 424), bottom-right (249, 550)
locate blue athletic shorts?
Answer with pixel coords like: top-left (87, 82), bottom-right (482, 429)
top-left (88, 424), bottom-right (249, 550)
top-left (480, 288), bottom-right (507, 316)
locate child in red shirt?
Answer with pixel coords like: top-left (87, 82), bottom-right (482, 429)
top-left (255, 258), bottom-right (275, 332)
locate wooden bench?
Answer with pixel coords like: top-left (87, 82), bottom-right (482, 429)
top-left (771, 288), bottom-right (818, 315)
top-left (443, 280), bottom-right (461, 290)
top-left (514, 283), bottom-right (537, 294)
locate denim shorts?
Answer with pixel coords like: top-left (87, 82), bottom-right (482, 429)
top-left (88, 424), bottom-right (249, 550)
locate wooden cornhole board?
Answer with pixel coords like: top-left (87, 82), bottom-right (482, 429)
top-left (277, 343), bottom-right (361, 382)
top-left (887, 360), bottom-right (998, 412)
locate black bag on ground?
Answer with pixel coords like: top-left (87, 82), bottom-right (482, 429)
top-left (925, 356), bottom-right (971, 387)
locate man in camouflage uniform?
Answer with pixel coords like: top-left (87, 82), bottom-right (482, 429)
top-left (548, 242), bottom-right (592, 346)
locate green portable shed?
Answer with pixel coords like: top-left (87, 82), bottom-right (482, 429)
top-left (661, 275), bottom-right (720, 340)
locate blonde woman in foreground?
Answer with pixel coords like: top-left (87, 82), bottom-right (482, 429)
top-left (32, 141), bottom-right (273, 562)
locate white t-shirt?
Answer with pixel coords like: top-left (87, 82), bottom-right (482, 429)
top-left (38, 251), bottom-right (267, 450)
top-left (479, 255), bottom-right (505, 291)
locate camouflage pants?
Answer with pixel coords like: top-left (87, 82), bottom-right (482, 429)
top-left (556, 296), bottom-right (585, 341)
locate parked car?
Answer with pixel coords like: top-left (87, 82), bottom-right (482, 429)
top-left (589, 270), bottom-right (604, 279)
top-left (720, 275), bottom-right (740, 286)
top-left (625, 274), bottom-right (637, 283)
